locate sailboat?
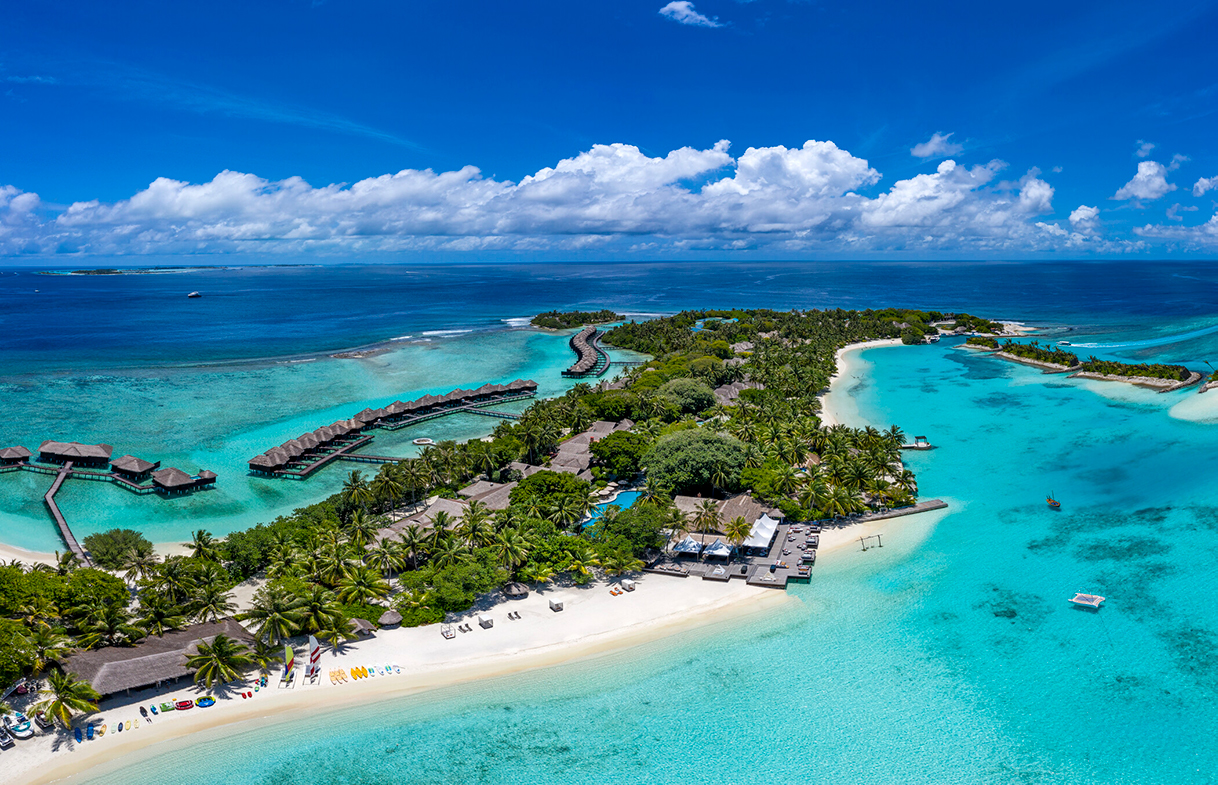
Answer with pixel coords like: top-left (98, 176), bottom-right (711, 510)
top-left (1047, 492), bottom-right (1061, 510)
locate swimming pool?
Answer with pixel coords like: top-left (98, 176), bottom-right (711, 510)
top-left (582, 490), bottom-right (642, 534)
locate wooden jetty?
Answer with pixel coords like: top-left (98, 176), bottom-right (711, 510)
top-left (43, 462), bottom-right (91, 566)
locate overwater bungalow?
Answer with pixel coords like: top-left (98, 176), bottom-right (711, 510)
top-left (110, 454), bottom-right (161, 481)
top-left (152, 466), bottom-right (217, 494)
top-left (0, 445), bottom-right (31, 465)
top-left (38, 440), bottom-right (114, 467)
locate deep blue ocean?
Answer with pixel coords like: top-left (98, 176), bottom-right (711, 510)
top-left (5, 260), bottom-right (1218, 784)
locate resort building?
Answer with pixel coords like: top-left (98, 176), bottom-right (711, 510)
top-left (110, 454), bottom-right (161, 482)
top-left (0, 445), bottom-right (31, 465)
top-left (672, 492), bottom-right (784, 556)
top-left (61, 618), bottom-right (256, 699)
top-left (38, 440), bottom-right (113, 467)
top-left (151, 467), bottom-right (217, 494)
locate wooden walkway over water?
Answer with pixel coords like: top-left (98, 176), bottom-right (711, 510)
top-left (42, 462), bottom-right (91, 566)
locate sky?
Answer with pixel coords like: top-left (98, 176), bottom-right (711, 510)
top-left (3, 0), bottom-right (1218, 262)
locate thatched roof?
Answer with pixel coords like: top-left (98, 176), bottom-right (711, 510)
top-left (297, 433), bottom-right (320, 450)
top-left (355, 408), bottom-right (380, 424)
top-left (197, 470), bottom-right (217, 480)
top-left (111, 455), bottom-right (158, 473)
top-left (349, 618), bottom-right (376, 635)
top-left (342, 418), bottom-right (364, 431)
top-left (415, 394), bottom-right (439, 407)
top-left (153, 467), bottom-right (195, 488)
top-left (314, 426), bottom-right (335, 442)
top-left (280, 440), bottom-right (305, 457)
top-left (266, 447), bottom-right (290, 465)
top-left (249, 454), bottom-right (276, 468)
top-left (61, 618), bottom-right (255, 698)
top-left (0, 446), bottom-right (31, 460)
top-left (39, 440), bottom-right (113, 460)
top-left (503, 582), bottom-right (530, 598)
top-left (377, 609), bottom-right (402, 626)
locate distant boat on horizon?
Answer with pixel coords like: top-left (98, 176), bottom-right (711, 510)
top-left (187, 291), bottom-right (201, 298)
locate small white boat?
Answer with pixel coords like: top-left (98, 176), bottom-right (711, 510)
top-left (413, 438), bottom-right (435, 446)
top-left (1069, 592), bottom-right (1105, 608)
top-left (187, 291), bottom-right (201, 298)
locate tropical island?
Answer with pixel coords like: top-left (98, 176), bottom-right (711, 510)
top-left (966, 337), bottom-right (1203, 390)
top-left (0, 306), bottom-right (976, 778)
top-left (531, 309), bottom-right (622, 329)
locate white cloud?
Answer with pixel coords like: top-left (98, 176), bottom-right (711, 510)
top-left (1194, 176), bottom-right (1218, 197)
top-left (1135, 214), bottom-right (1218, 247)
top-left (1166, 203), bottom-right (1198, 221)
top-left (1135, 140), bottom-right (1156, 158)
top-left (659, 1), bottom-right (723, 27)
top-left (1069, 205), bottom-right (1100, 234)
top-left (1113, 161), bottom-right (1176, 201)
top-left (0, 136), bottom-right (1166, 259)
top-left (1168, 153), bottom-right (1189, 171)
top-left (910, 132), bottom-right (964, 159)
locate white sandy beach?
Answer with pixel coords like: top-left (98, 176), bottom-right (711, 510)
top-left (10, 576), bottom-right (791, 785)
top-left (819, 339), bottom-right (903, 427)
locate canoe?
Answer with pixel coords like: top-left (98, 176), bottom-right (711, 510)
top-left (74, 728), bottom-right (82, 743)
top-left (99, 724), bottom-right (107, 736)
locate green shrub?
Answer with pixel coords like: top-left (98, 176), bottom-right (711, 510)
top-left (644, 429), bottom-right (745, 494)
top-left (82, 529), bottom-right (153, 571)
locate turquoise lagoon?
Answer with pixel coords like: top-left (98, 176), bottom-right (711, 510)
top-left (0, 329), bottom-right (630, 552)
top-left (71, 336), bottom-right (1218, 785)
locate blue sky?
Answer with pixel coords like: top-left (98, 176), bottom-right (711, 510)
top-left (3, 0), bottom-right (1218, 260)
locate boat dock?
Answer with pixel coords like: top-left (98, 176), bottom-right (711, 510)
top-left (644, 498), bottom-right (948, 590)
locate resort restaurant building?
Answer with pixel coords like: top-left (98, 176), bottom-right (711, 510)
top-left (61, 618), bottom-right (256, 699)
top-left (672, 492), bottom-right (783, 557)
top-left (37, 440), bottom-right (113, 468)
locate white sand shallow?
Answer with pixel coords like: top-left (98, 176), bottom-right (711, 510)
top-left (12, 576), bottom-right (790, 785)
top-left (819, 339), bottom-right (903, 427)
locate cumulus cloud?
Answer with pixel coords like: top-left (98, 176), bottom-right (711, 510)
top-left (1194, 176), bottom-right (1218, 197)
top-left (1135, 214), bottom-right (1218, 247)
top-left (1069, 205), bottom-right (1100, 234)
top-left (0, 136), bottom-right (1127, 258)
top-left (659, 1), bottom-right (723, 27)
top-left (910, 132), bottom-right (964, 159)
top-left (1166, 203), bottom-right (1198, 221)
top-left (1135, 140), bottom-right (1156, 158)
top-left (1113, 161), bottom-right (1176, 201)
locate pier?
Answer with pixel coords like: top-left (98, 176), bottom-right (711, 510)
top-left (562, 327), bottom-right (611, 378)
top-left (43, 462), bottom-right (91, 566)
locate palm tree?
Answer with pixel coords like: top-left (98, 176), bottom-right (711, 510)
top-left (316, 613), bottom-right (357, 654)
top-left (366, 538), bottom-right (402, 580)
top-left (77, 604), bottom-right (146, 649)
top-left (55, 550), bottom-right (80, 575)
top-left (187, 530), bottom-right (220, 562)
top-left (430, 539), bottom-right (470, 569)
top-left (371, 466), bottom-right (404, 513)
top-left (185, 633), bottom-right (255, 688)
top-left (884, 424), bottom-right (906, 448)
top-left (336, 566), bottom-right (390, 604)
top-left (296, 585), bottom-right (342, 634)
top-left (248, 638), bottom-right (283, 675)
top-left (692, 499), bottom-right (721, 546)
top-left (34, 670), bottom-right (99, 729)
top-left (600, 551), bottom-right (644, 578)
top-left (192, 584), bottom-right (236, 623)
top-left (342, 470), bottom-right (374, 512)
top-left (520, 563), bottom-right (557, 586)
top-left (398, 527), bottom-right (425, 569)
top-left (239, 585), bottom-right (303, 645)
top-left (494, 528), bottom-right (530, 578)
top-left (136, 595), bottom-right (186, 637)
top-left (24, 623), bottom-right (73, 673)
top-left (344, 509), bottom-right (379, 549)
top-left (122, 542), bottom-right (160, 584)
top-left (16, 595), bottom-right (59, 628)
top-left (723, 515), bottom-right (753, 556)
top-left (151, 556), bottom-right (194, 603)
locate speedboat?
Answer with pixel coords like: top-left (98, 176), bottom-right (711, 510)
top-left (3, 714), bottom-right (33, 740)
top-left (187, 291), bottom-right (201, 298)
top-left (0, 728), bottom-right (14, 748)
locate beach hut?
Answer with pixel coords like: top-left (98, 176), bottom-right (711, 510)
top-left (349, 618), bottom-right (377, 637)
top-left (152, 467), bottom-right (196, 494)
top-left (377, 609), bottom-right (403, 628)
top-left (354, 408), bottom-right (380, 424)
top-left (279, 440), bottom-right (305, 458)
top-left (38, 440), bottom-right (114, 467)
top-left (503, 582), bottom-right (530, 599)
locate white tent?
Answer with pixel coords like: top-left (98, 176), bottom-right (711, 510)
top-left (743, 513), bottom-right (781, 551)
top-left (703, 540), bottom-right (733, 559)
top-left (672, 536), bottom-right (704, 555)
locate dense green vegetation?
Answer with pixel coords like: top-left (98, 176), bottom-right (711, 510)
top-left (998, 340), bottom-right (1079, 367)
top-left (966, 336), bottom-right (1000, 349)
top-left (0, 305), bottom-right (955, 706)
top-left (531, 309), bottom-right (622, 329)
top-left (1078, 357), bottom-right (1193, 382)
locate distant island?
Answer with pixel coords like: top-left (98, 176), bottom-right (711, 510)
top-left (531, 309), bottom-right (622, 329)
top-left (965, 336), bottom-right (1203, 390)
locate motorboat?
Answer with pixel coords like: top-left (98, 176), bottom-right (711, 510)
top-left (187, 291), bottom-right (202, 298)
top-left (0, 727), bottom-right (14, 748)
top-left (34, 712), bottom-right (53, 731)
top-left (3, 714), bottom-right (33, 739)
